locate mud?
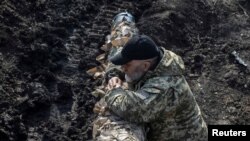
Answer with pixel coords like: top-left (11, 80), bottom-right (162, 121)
top-left (0, 0), bottom-right (249, 140)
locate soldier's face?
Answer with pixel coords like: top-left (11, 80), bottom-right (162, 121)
top-left (121, 60), bottom-right (150, 82)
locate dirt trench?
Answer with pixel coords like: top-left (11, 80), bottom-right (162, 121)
top-left (0, 0), bottom-right (249, 141)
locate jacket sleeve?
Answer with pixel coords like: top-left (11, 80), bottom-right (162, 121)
top-left (104, 76), bottom-right (179, 123)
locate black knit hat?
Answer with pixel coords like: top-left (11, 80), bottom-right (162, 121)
top-left (110, 35), bottom-right (160, 65)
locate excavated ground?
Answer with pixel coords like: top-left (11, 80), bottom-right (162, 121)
top-left (0, 0), bottom-right (249, 140)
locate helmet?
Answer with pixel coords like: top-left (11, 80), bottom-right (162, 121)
top-left (112, 12), bottom-right (135, 28)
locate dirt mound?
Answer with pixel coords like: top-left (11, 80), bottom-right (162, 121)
top-left (137, 0), bottom-right (250, 125)
top-left (0, 0), bottom-right (249, 140)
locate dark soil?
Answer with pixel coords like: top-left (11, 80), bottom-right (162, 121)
top-left (0, 0), bottom-right (249, 140)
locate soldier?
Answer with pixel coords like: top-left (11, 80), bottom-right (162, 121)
top-left (98, 34), bottom-right (208, 141)
top-left (92, 13), bottom-right (146, 141)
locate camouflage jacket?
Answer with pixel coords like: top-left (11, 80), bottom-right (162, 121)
top-left (104, 47), bottom-right (208, 141)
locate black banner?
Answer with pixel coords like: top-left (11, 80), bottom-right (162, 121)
top-left (208, 125), bottom-right (250, 141)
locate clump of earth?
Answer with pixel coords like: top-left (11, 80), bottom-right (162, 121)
top-left (0, 0), bottom-right (249, 140)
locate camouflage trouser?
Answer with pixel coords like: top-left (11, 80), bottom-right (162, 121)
top-left (93, 114), bottom-right (146, 141)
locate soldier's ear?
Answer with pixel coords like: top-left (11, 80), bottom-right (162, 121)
top-left (143, 61), bottom-right (151, 71)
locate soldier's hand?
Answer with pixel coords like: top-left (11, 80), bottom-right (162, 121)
top-left (107, 77), bottom-right (122, 90)
top-left (93, 100), bottom-right (107, 115)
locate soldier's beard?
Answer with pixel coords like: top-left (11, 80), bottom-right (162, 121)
top-left (125, 71), bottom-right (145, 83)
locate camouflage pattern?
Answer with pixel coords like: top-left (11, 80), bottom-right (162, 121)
top-left (90, 20), bottom-right (138, 96)
top-left (93, 114), bottom-right (146, 141)
top-left (93, 98), bottom-right (146, 141)
top-left (86, 17), bottom-right (138, 80)
top-left (92, 20), bottom-right (146, 141)
top-left (104, 21), bottom-right (138, 83)
top-left (104, 47), bottom-right (208, 141)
